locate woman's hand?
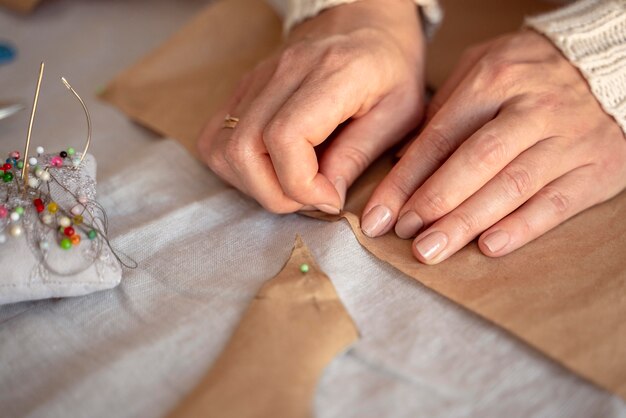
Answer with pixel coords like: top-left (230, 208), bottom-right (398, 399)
top-left (198, 0), bottom-right (425, 214)
top-left (363, 30), bottom-right (626, 264)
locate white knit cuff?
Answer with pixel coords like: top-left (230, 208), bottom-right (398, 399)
top-left (267, 0), bottom-right (443, 39)
top-left (525, 0), bottom-right (626, 134)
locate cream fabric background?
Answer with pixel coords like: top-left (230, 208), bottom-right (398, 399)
top-left (0, 1), bottom-right (625, 417)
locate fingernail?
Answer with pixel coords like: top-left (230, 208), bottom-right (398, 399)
top-left (334, 176), bottom-right (347, 209)
top-left (361, 205), bottom-right (392, 237)
top-left (300, 205), bottom-right (317, 211)
top-left (415, 231), bottom-right (448, 261)
top-left (315, 204), bottom-right (341, 215)
top-left (482, 230), bottom-right (510, 253)
top-left (395, 211), bottom-right (424, 239)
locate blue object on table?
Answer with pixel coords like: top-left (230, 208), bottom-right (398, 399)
top-left (0, 43), bottom-right (17, 65)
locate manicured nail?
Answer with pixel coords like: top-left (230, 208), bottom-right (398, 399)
top-left (482, 230), bottom-right (510, 253)
top-left (395, 211), bottom-right (424, 239)
top-left (361, 205), bottom-right (392, 237)
top-left (334, 176), bottom-right (347, 209)
top-left (315, 204), bottom-right (340, 215)
top-left (415, 231), bottom-right (448, 261)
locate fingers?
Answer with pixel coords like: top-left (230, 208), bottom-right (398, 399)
top-left (318, 92), bottom-right (423, 207)
top-left (394, 105), bottom-right (546, 239)
top-left (409, 138), bottom-right (581, 264)
top-left (262, 68), bottom-right (377, 211)
top-left (361, 77), bottom-right (501, 237)
top-left (478, 165), bottom-right (603, 257)
top-left (394, 43), bottom-right (492, 161)
top-left (208, 50), bottom-right (350, 213)
top-left (232, 151), bottom-right (304, 213)
top-left (223, 55), bottom-right (317, 211)
top-left (198, 73), bottom-right (258, 195)
top-left (202, 59), bottom-right (307, 212)
top-left (198, 71), bottom-right (256, 161)
top-left (426, 41), bottom-right (492, 121)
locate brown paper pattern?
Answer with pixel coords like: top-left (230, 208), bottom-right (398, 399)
top-left (167, 236), bottom-right (359, 418)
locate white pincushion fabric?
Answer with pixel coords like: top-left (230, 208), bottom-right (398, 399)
top-left (0, 154), bottom-right (122, 305)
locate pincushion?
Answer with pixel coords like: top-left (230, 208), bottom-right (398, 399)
top-left (0, 63), bottom-right (124, 305)
top-left (0, 152), bottom-right (122, 304)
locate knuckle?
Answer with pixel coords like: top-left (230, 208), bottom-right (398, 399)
top-left (490, 60), bottom-right (517, 81)
top-left (388, 166), bottom-right (418, 201)
top-left (532, 91), bottom-right (564, 113)
top-left (263, 120), bottom-right (295, 148)
top-left (474, 58), bottom-right (522, 91)
top-left (422, 126), bottom-right (455, 165)
top-left (281, 177), bottom-right (307, 201)
top-left (516, 213), bottom-right (534, 237)
top-left (275, 46), bottom-right (303, 74)
top-left (449, 210), bottom-right (479, 235)
top-left (421, 188), bottom-right (450, 218)
top-left (319, 44), bottom-right (351, 70)
top-left (539, 186), bottom-right (571, 214)
top-left (500, 165), bottom-right (534, 200)
top-left (223, 136), bottom-right (251, 167)
top-left (205, 150), bottom-right (224, 172)
top-left (333, 145), bottom-right (372, 178)
top-left (468, 132), bottom-right (508, 170)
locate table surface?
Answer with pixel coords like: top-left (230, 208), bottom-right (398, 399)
top-left (1, 1), bottom-right (625, 417)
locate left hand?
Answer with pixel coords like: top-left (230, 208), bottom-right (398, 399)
top-left (361, 30), bottom-right (626, 264)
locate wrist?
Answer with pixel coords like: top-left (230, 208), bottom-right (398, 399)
top-left (288, 1), bottom-right (422, 43)
top-left (288, 0), bottom-right (425, 61)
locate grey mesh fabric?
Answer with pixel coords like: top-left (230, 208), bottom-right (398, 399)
top-left (0, 1), bottom-right (625, 418)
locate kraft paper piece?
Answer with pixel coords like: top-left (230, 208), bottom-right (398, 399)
top-left (101, 0), bottom-right (282, 157)
top-left (168, 236), bottom-right (359, 418)
top-left (101, 0), bottom-right (626, 400)
top-left (0, 0), bottom-right (41, 14)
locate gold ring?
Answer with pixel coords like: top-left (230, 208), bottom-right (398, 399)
top-left (223, 114), bottom-right (240, 129)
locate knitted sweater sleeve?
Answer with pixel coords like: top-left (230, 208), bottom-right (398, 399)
top-left (265, 0), bottom-right (443, 38)
top-left (526, 0), bottom-right (626, 133)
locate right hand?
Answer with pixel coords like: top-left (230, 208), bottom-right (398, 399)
top-left (198, 0), bottom-right (426, 214)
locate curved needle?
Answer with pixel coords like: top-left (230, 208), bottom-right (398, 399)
top-left (61, 77), bottom-right (91, 166)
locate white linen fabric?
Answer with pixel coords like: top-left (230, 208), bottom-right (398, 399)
top-left (0, 1), bottom-right (625, 417)
top-left (0, 155), bottom-right (122, 305)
